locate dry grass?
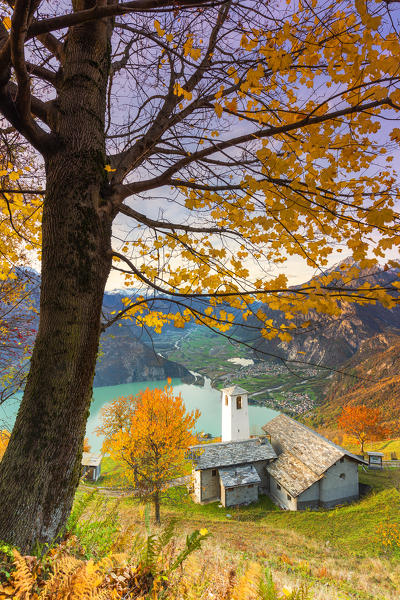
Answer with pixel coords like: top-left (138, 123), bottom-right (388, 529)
top-left (118, 500), bottom-right (400, 600)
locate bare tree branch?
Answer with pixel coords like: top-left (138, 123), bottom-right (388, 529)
top-left (27, 0), bottom-right (227, 39)
top-left (116, 97), bottom-right (396, 200)
top-left (118, 202), bottom-right (238, 233)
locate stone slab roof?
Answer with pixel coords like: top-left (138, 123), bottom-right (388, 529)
top-left (263, 414), bottom-right (367, 475)
top-left (266, 452), bottom-right (324, 497)
top-left (219, 464), bottom-right (261, 488)
top-left (82, 452), bottom-right (102, 467)
top-left (221, 385), bottom-right (249, 396)
top-left (190, 438), bottom-right (276, 470)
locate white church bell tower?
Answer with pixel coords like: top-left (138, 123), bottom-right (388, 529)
top-left (221, 385), bottom-right (250, 442)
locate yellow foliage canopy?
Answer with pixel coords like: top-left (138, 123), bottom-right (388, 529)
top-left (98, 384), bottom-right (199, 495)
top-left (99, 0), bottom-right (400, 344)
top-left (0, 430), bottom-right (10, 461)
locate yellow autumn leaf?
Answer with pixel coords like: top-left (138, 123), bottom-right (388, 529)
top-left (214, 103), bottom-right (223, 118)
top-left (154, 19), bottom-right (165, 37)
top-left (104, 164), bottom-right (116, 172)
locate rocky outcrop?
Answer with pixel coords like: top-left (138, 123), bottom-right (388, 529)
top-left (247, 262), bottom-right (400, 367)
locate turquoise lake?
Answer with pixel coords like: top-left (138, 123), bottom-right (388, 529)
top-left (0, 378), bottom-right (279, 452)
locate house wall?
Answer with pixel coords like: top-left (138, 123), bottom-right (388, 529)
top-left (252, 460), bottom-right (270, 493)
top-left (220, 482), bottom-right (226, 506)
top-left (193, 470), bottom-right (202, 503)
top-left (319, 458), bottom-right (359, 508)
top-left (82, 465), bottom-right (99, 482)
top-left (200, 468), bottom-right (220, 502)
top-left (297, 481), bottom-right (320, 509)
top-left (269, 437), bottom-right (284, 457)
top-left (224, 484), bottom-right (258, 507)
top-left (268, 476), bottom-right (297, 510)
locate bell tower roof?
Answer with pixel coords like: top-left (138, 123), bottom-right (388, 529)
top-left (221, 385), bottom-right (249, 396)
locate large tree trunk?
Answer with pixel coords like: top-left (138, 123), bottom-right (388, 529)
top-left (154, 490), bottom-right (161, 525)
top-left (0, 11), bottom-right (113, 552)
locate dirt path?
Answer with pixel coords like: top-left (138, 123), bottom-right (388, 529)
top-left (80, 475), bottom-right (191, 497)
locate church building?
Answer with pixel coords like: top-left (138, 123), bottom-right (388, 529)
top-left (190, 386), bottom-right (276, 506)
top-left (190, 385), bottom-right (366, 510)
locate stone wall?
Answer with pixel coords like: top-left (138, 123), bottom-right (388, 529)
top-left (268, 476), bottom-right (298, 510)
top-left (192, 470), bottom-right (202, 503)
top-left (319, 458), bottom-right (359, 507)
top-left (200, 468), bottom-right (220, 502)
top-left (252, 460), bottom-right (270, 493)
top-left (224, 483), bottom-right (258, 507)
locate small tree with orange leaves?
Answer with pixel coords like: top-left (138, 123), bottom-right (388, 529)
top-left (0, 430), bottom-right (10, 461)
top-left (338, 405), bottom-right (389, 454)
top-left (83, 438), bottom-right (91, 453)
top-left (98, 383), bottom-right (199, 523)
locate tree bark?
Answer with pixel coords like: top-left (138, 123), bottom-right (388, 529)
top-left (154, 490), bottom-right (161, 525)
top-left (0, 10), bottom-right (113, 552)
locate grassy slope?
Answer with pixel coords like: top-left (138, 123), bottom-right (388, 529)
top-left (150, 470), bottom-right (400, 558)
top-left (78, 467), bottom-right (400, 599)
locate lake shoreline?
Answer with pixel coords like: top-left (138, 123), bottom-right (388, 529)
top-left (1, 375), bottom-right (279, 454)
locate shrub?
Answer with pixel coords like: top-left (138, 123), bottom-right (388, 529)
top-left (66, 491), bottom-right (121, 559)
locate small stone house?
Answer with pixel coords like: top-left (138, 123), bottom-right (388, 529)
top-left (190, 385), bottom-right (367, 510)
top-left (81, 452), bottom-right (102, 482)
top-left (190, 437), bottom-right (276, 506)
top-left (263, 415), bottom-right (367, 510)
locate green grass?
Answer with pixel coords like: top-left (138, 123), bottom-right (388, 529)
top-left (264, 487), bottom-right (400, 556)
top-left (359, 465), bottom-right (400, 491)
top-left (342, 437), bottom-right (400, 460)
top-left (158, 486), bottom-right (278, 519)
top-left (115, 466), bottom-right (400, 558)
top-left (83, 456), bottom-right (127, 488)
top-left (74, 466), bottom-right (400, 599)
top-left (83, 455), bottom-right (193, 489)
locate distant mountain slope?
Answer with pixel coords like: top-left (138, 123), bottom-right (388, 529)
top-left (94, 323), bottom-right (192, 386)
top-left (246, 263), bottom-right (400, 367)
top-left (306, 331), bottom-right (400, 434)
top-left (1, 272), bottom-right (193, 389)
